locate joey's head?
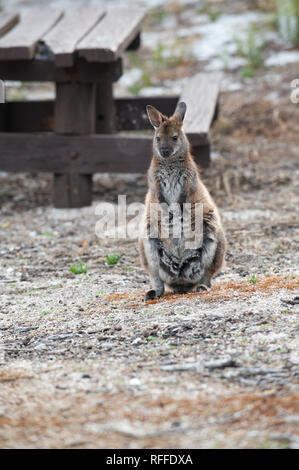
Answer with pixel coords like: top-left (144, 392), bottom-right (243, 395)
top-left (146, 102), bottom-right (188, 160)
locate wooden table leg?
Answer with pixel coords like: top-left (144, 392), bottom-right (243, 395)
top-left (53, 82), bottom-right (96, 208)
top-left (96, 80), bottom-right (115, 133)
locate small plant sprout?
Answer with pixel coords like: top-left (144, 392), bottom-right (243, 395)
top-left (105, 253), bottom-right (120, 265)
top-left (234, 25), bottom-right (267, 69)
top-left (42, 231), bottom-right (55, 237)
top-left (250, 274), bottom-right (258, 284)
top-left (70, 260), bottom-right (88, 275)
top-left (240, 67), bottom-right (255, 78)
top-left (209, 10), bottom-right (221, 22)
top-left (277, 0), bottom-right (299, 46)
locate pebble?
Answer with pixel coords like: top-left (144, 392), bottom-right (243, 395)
top-left (100, 342), bottom-right (114, 350)
top-left (34, 343), bottom-right (47, 350)
top-left (132, 337), bottom-right (143, 345)
top-left (129, 378), bottom-right (141, 386)
top-left (205, 358), bottom-right (237, 370)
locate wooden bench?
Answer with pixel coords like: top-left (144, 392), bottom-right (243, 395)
top-left (0, 7), bottom-right (221, 208)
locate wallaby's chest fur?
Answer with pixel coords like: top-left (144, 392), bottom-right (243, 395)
top-left (139, 101), bottom-right (226, 301)
top-left (155, 162), bottom-right (187, 205)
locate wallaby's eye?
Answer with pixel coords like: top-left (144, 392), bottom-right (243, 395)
top-left (172, 136), bottom-right (178, 142)
top-left (156, 136), bottom-right (161, 142)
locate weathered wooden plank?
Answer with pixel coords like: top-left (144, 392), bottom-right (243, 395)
top-left (43, 8), bottom-right (106, 67)
top-left (0, 8), bottom-right (64, 60)
top-left (0, 133), bottom-right (152, 173)
top-left (1, 95), bottom-right (213, 146)
top-left (0, 101), bottom-right (53, 132)
top-left (179, 72), bottom-right (222, 135)
top-left (0, 57), bottom-right (122, 82)
top-left (0, 96), bottom-right (179, 132)
top-left (77, 7), bottom-right (147, 62)
top-left (0, 133), bottom-right (210, 173)
top-left (0, 12), bottom-right (20, 38)
top-left (115, 96), bottom-right (179, 130)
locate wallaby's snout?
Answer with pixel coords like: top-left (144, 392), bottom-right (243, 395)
top-left (161, 146), bottom-right (170, 158)
top-left (146, 102), bottom-right (188, 160)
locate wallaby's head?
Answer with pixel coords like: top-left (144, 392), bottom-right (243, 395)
top-left (146, 102), bottom-right (188, 159)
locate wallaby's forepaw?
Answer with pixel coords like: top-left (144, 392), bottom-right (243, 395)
top-left (144, 289), bottom-right (158, 301)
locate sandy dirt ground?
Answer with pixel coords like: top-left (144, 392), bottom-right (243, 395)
top-left (0, 0), bottom-right (299, 449)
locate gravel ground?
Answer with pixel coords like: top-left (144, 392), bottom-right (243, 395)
top-left (0, 0), bottom-right (299, 449)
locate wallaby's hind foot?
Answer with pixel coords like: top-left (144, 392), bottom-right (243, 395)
top-left (144, 287), bottom-right (164, 301)
top-left (196, 284), bottom-right (211, 293)
top-left (144, 274), bottom-right (164, 301)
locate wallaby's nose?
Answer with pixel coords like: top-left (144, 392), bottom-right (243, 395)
top-left (161, 147), bottom-right (170, 157)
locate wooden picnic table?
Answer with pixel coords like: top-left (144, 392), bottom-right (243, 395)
top-left (0, 7), bottom-right (221, 208)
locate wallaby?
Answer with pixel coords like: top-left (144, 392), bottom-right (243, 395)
top-left (139, 101), bottom-right (226, 301)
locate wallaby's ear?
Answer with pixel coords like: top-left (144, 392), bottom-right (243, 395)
top-left (173, 101), bottom-right (186, 123)
top-left (146, 105), bottom-right (163, 128)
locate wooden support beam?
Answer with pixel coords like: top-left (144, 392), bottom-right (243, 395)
top-left (115, 95), bottom-right (178, 131)
top-left (53, 174), bottom-right (92, 208)
top-left (96, 81), bottom-right (115, 134)
top-left (0, 57), bottom-right (122, 82)
top-left (54, 82), bottom-right (96, 134)
top-left (53, 82), bottom-right (96, 207)
top-left (191, 144), bottom-right (210, 169)
top-left (0, 133), bottom-right (210, 173)
top-left (1, 96), bottom-right (180, 132)
top-left (0, 133), bottom-right (152, 173)
top-left (0, 101), bottom-right (53, 132)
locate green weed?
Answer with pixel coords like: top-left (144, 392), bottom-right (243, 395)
top-left (70, 260), bottom-right (88, 274)
top-left (250, 274), bottom-right (258, 283)
top-left (105, 253), bottom-right (120, 265)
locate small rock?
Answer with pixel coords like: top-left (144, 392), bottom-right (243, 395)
top-left (284, 415), bottom-right (299, 423)
top-left (205, 358), bottom-right (237, 370)
top-left (100, 342), bottom-right (114, 350)
top-left (290, 353), bottom-right (299, 365)
top-left (161, 363), bottom-right (197, 372)
top-left (34, 343), bottom-right (47, 350)
top-left (97, 335), bottom-right (110, 341)
top-left (132, 337), bottom-right (143, 345)
top-left (129, 378), bottom-right (141, 386)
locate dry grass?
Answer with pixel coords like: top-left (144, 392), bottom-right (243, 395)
top-left (105, 274), bottom-right (298, 307)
